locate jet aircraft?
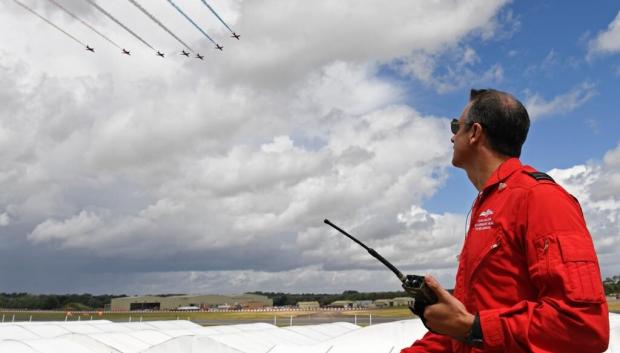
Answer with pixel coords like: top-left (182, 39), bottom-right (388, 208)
top-left (215, 44), bottom-right (223, 51)
top-left (181, 50), bottom-right (190, 57)
top-left (157, 51), bottom-right (165, 57)
top-left (86, 45), bottom-right (95, 52)
top-left (231, 32), bottom-right (240, 40)
top-left (196, 53), bottom-right (204, 60)
top-left (122, 49), bottom-right (131, 55)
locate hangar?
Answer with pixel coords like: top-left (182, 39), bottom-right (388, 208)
top-left (110, 293), bottom-right (272, 311)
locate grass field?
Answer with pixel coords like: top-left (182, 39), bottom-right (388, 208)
top-left (1, 302), bottom-right (617, 324)
top-left (609, 300), bottom-right (620, 313)
top-left (0, 308), bottom-right (414, 323)
top-left (342, 308), bottom-right (413, 318)
top-left (0, 310), bottom-right (318, 322)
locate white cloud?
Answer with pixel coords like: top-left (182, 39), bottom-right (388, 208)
top-left (295, 62), bottom-right (402, 117)
top-left (524, 82), bottom-right (597, 121)
top-left (462, 47), bottom-right (480, 66)
top-left (548, 143), bottom-right (620, 277)
top-left (395, 48), bottom-right (503, 93)
top-left (209, 0), bottom-right (511, 87)
top-left (604, 143), bottom-right (620, 166)
top-left (524, 51), bottom-right (586, 88)
top-left (26, 104), bottom-right (455, 257)
top-left (588, 11), bottom-right (620, 57)
top-left (2, 0), bottom-right (512, 90)
top-left (0, 0), bottom-right (513, 293)
top-left (477, 8), bottom-right (521, 41)
top-left (540, 49), bottom-right (558, 71)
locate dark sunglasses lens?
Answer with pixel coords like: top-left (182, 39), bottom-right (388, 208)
top-left (451, 119), bottom-right (459, 134)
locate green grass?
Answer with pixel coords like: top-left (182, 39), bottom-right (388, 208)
top-left (1, 302), bottom-right (616, 324)
top-left (341, 308), bottom-right (413, 318)
top-left (608, 300), bottom-right (620, 313)
top-left (0, 310), bottom-right (317, 322)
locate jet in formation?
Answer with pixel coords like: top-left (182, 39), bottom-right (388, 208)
top-left (17, 0), bottom-right (239, 62)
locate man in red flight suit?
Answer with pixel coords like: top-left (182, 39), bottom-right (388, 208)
top-left (401, 89), bottom-right (609, 353)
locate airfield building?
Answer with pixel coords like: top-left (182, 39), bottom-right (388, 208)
top-left (327, 300), bottom-right (353, 308)
top-left (111, 293), bottom-right (272, 311)
top-left (296, 301), bottom-right (320, 310)
top-left (326, 300), bottom-right (376, 309)
top-left (373, 297), bottom-right (414, 308)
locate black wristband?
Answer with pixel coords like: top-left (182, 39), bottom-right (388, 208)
top-left (464, 314), bottom-right (483, 345)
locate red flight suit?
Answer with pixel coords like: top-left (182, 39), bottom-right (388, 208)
top-left (401, 158), bottom-right (609, 353)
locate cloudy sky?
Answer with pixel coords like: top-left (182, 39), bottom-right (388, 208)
top-left (0, 0), bottom-right (619, 295)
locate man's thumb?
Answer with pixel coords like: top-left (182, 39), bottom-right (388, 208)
top-left (425, 275), bottom-right (450, 301)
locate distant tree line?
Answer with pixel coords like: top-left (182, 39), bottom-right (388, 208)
top-left (2, 275), bottom-right (616, 311)
top-left (0, 293), bottom-right (126, 310)
top-left (604, 276), bottom-right (620, 296)
top-left (254, 274), bottom-right (620, 306)
top-left (249, 290), bottom-right (419, 306)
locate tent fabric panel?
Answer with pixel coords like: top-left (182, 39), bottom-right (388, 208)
top-left (64, 333), bottom-right (125, 353)
top-left (301, 322), bottom-right (359, 338)
top-left (25, 337), bottom-right (103, 353)
top-left (145, 320), bottom-right (204, 330)
top-left (126, 329), bottom-right (175, 345)
top-left (142, 335), bottom-right (245, 353)
top-left (0, 339), bottom-right (41, 353)
top-left (88, 332), bottom-right (152, 352)
top-left (16, 323), bottom-right (71, 338)
top-left (207, 332), bottom-right (273, 353)
top-left (0, 324), bottom-right (40, 340)
top-left (326, 318), bottom-right (427, 349)
top-left (604, 313), bottom-right (620, 353)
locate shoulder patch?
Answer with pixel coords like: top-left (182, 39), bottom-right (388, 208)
top-left (525, 171), bottom-right (555, 183)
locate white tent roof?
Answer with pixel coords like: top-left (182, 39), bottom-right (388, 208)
top-left (0, 325), bottom-right (40, 340)
top-left (22, 337), bottom-right (102, 353)
top-left (0, 314), bottom-right (617, 353)
top-left (0, 340), bottom-right (41, 353)
top-left (15, 324), bottom-right (71, 339)
top-left (608, 313), bottom-right (620, 353)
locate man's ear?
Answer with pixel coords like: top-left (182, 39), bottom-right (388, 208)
top-left (468, 122), bottom-right (484, 145)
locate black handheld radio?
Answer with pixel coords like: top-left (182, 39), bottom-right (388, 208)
top-left (323, 219), bottom-right (438, 315)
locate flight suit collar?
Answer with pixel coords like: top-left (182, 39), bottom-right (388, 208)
top-left (481, 157), bottom-right (522, 191)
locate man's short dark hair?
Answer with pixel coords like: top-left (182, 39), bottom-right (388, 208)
top-left (466, 89), bottom-right (530, 157)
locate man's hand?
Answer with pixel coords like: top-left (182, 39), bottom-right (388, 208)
top-left (422, 275), bottom-right (475, 340)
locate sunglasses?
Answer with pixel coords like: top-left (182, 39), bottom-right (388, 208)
top-left (451, 119), bottom-right (465, 134)
top-left (450, 118), bottom-right (480, 134)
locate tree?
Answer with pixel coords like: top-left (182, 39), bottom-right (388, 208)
top-left (603, 276), bottom-right (620, 295)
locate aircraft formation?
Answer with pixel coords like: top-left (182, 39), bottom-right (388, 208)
top-left (12, 0), bottom-right (241, 62)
